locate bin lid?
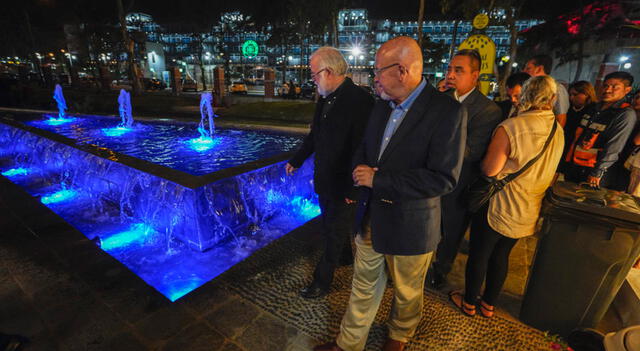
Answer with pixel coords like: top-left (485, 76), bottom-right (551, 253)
top-left (546, 181), bottom-right (640, 224)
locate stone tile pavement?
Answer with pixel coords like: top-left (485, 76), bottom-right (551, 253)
top-left (0, 175), bottom-right (624, 350)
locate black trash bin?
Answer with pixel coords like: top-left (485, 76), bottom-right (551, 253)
top-left (521, 181), bottom-right (640, 336)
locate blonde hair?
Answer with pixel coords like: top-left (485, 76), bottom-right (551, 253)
top-left (518, 75), bottom-right (557, 112)
top-left (311, 46), bottom-right (348, 76)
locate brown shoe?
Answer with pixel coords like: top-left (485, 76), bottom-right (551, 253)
top-left (382, 338), bottom-right (406, 351)
top-left (313, 341), bottom-right (344, 351)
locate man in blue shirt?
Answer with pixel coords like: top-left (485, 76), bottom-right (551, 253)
top-left (314, 36), bottom-right (466, 351)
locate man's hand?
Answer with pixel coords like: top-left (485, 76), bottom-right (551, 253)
top-left (345, 198), bottom-right (356, 204)
top-left (587, 175), bottom-right (601, 188)
top-left (352, 165), bottom-right (378, 188)
top-left (285, 163), bottom-right (297, 176)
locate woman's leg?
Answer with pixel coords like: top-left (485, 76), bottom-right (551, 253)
top-left (464, 207), bottom-right (502, 304)
top-left (482, 234), bottom-right (518, 306)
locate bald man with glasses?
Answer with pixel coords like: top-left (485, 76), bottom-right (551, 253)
top-left (315, 37), bottom-right (466, 351)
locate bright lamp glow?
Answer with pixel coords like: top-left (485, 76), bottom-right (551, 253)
top-left (623, 62), bottom-right (632, 69)
top-left (620, 56), bottom-right (630, 62)
top-left (1, 168), bottom-right (29, 177)
top-left (98, 223), bottom-right (154, 251)
top-left (102, 126), bottom-right (132, 137)
top-left (41, 189), bottom-right (77, 205)
top-left (351, 47), bottom-right (362, 56)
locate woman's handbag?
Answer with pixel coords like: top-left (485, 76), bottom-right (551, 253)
top-left (466, 120), bottom-right (557, 213)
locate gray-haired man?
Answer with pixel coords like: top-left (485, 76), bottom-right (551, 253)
top-left (286, 47), bottom-right (375, 298)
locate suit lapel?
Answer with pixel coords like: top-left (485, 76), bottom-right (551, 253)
top-left (372, 102), bottom-right (392, 164)
top-left (378, 84), bottom-right (435, 164)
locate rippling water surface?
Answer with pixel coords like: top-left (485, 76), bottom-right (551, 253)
top-left (23, 114), bottom-right (303, 176)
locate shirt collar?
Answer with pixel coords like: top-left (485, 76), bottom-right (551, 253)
top-left (324, 77), bottom-right (349, 100)
top-left (454, 87), bottom-right (475, 103)
top-left (389, 78), bottom-right (427, 111)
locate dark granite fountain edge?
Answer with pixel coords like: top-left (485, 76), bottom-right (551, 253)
top-left (0, 111), bottom-right (299, 189)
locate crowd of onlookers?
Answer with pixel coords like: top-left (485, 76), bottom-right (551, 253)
top-left (288, 39), bottom-right (639, 351)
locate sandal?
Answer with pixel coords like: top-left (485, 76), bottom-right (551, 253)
top-left (478, 299), bottom-right (495, 318)
top-left (448, 290), bottom-right (476, 317)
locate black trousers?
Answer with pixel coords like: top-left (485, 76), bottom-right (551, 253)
top-left (433, 186), bottom-right (472, 276)
top-left (464, 205), bottom-right (518, 305)
top-left (312, 196), bottom-right (355, 289)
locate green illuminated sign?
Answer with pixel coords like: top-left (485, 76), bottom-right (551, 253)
top-left (242, 40), bottom-right (259, 58)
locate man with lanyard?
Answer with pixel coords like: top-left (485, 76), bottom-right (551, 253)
top-left (564, 71), bottom-right (636, 188)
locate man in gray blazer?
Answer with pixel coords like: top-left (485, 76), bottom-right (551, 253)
top-left (314, 36), bottom-right (466, 351)
top-left (428, 49), bottom-right (503, 290)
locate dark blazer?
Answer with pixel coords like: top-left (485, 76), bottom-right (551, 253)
top-left (289, 78), bottom-right (375, 200)
top-left (353, 83), bottom-right (467, 255)
top-left (449, 88), bottom-right (503, 189)
top-left (440, 89), bottom-right (502, 249)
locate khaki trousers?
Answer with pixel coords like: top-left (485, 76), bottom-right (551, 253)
top-left (336, 228), bottom-right (433, 351)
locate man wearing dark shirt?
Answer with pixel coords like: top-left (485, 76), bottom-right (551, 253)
top-left (428, 49), bottom-right (502, 289)
top-left (564, 71), bottom-right (636, 188)
top-left (286, 46), bottom-right (375, 299)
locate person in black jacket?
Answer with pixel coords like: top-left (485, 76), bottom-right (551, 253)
top-left (428, 49), bottom-right (503, 290)
top-left (314, 36), bottom-right (466, 351)
top-left (286, 46), bottom-right (375, 299)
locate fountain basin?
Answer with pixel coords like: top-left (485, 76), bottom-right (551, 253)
top-left (0, 111), bottom-right (318, 301)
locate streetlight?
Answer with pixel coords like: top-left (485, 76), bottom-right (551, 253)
top-left (65, 52), bottom-right (73, 68)
top-left (620, 56), bottom-right (630, 62)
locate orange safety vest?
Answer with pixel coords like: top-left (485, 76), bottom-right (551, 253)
top-left (565, 102), bottom-right (631, 168)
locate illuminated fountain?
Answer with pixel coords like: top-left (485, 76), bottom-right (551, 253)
top-left (187, 92), bottom-right (219, 151)
top-left (44, 84), bottom-right (75, 125)
top-left (102, 89), bottom-right (135, 137)
top-left (0, 109), bottom-right (318, 301)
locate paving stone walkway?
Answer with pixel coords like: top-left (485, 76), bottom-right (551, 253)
top-left (0, 175), bottom-right (621, 350)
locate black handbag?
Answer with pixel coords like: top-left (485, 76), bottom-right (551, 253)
top-left (466, 119), bottom-right (557, 213)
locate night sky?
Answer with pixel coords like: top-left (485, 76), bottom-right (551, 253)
top-left (0, 0), bottom-right (616, 34)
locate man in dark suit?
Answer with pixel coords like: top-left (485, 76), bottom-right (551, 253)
top-left (497, 72), bottom-right (531, 120)
top-left (428, 49), bottom-right (503, 290)
top-left (287, 46), bottom-right (375, 299)
top-left (314, 37), bottom-right (466, 351)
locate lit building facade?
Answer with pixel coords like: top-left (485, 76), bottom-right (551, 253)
top-left (124, 10), bottom-right (543, 83)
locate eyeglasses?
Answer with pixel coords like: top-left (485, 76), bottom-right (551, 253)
top-left (311, 68), bottom-right (328, 79)
top-left (373, 63), bottom-right (400, 76)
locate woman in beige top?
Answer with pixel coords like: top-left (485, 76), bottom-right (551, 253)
top-left (450, 75), bottom-right (564, 317)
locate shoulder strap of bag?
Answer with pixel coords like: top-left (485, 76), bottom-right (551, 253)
top-left (502, 119), bottom-right (558, 183)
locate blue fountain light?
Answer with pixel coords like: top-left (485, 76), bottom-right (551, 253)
top-left (266, 190), bottom-right (320, 221)
top-left (1, 167), bottom-right (29, 177)
top-left (53, 84), bottom-right (67, 119)
top-left (166, 278), bottom-right (205, 302)
top-left (41, 85), bottom-right (75, 125)
top-left (99, 223), bottom-right (154, 251)
top-left (290, 196), bottom-right (321, 220)
top-left (117, 89), bottom-right (134, 128)
top-left (43, 115), bottom-right (75, 125)
top-left (185, 136), bottom-right (221, 152)
top-left (102, 126), bottom-right (133, 137)
top-left (186, 92), bottom-right (219, 152)
top-left (41, 189), bottom-right (78, 205)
